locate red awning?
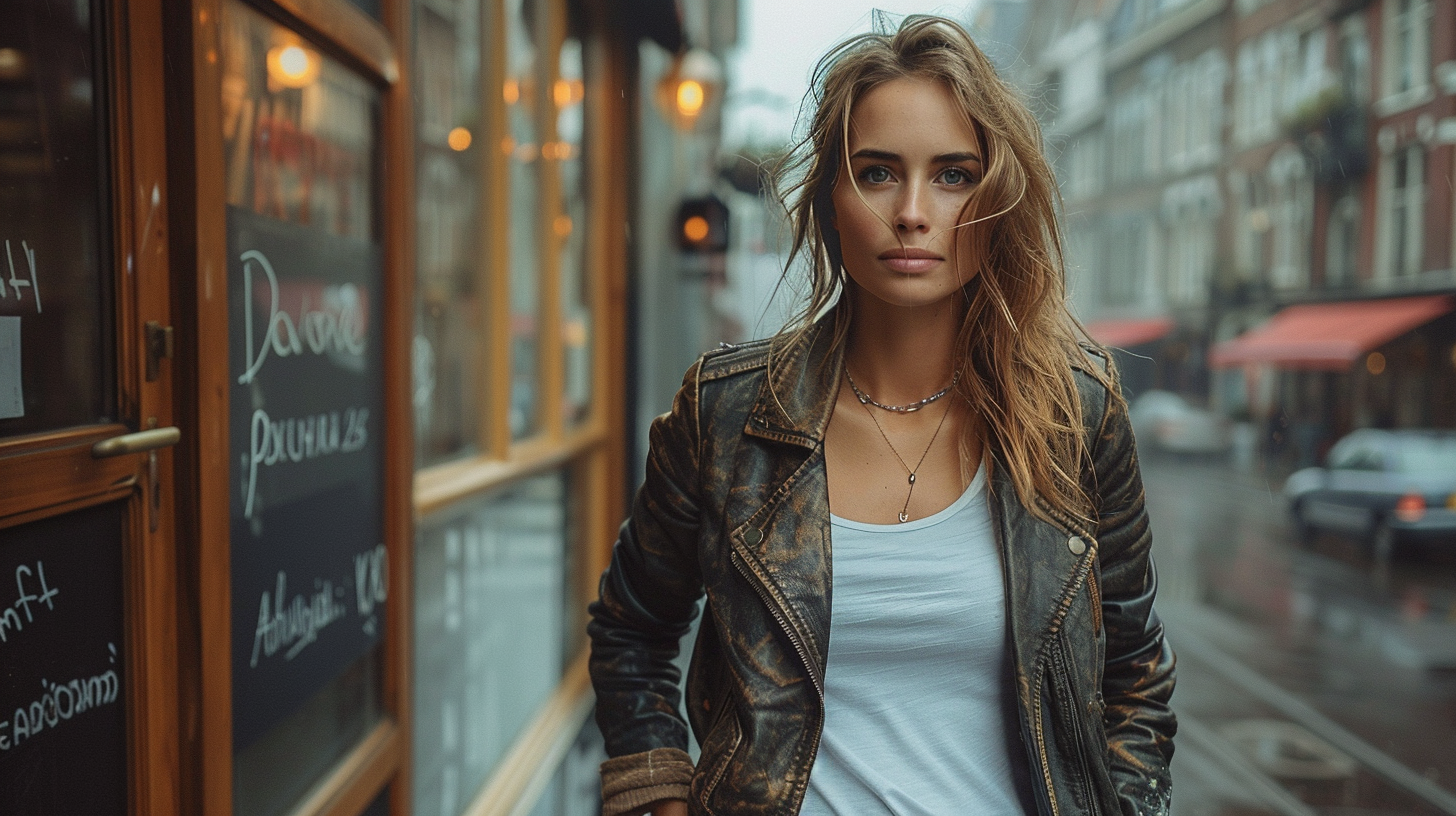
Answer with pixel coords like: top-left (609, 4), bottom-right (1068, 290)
top-left (1084, 317), bottom-right (1174, 348)
top-left (1208, 295), bottom-right (1455, 371)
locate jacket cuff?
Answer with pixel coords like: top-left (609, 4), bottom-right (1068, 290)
top-left (600, 747), bottom-right (694, 816)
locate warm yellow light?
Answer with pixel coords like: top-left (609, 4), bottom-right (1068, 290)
top-left (447, 127), bottom-right (472, 151)
top-left (676, 80), bottom-right (705, 117)
top-left (683, 215), bottom-right (710, 243)
top-left (0, 48), bottom-right (27, 81)
top-left (1366, 352), bottom-right (1386, 375)
top-left (266, 44), bottom-right (319, 88)
top-left (1450, 343), bottom-right (1456, 369)
top-left (500, 136), bottom-right (516, 155)
top-left (503, 79), bottom-right (520, 105)
top-left (553, 79), bottom-right (575, 107)
top-left (554, 215), bottom-right (573, 238)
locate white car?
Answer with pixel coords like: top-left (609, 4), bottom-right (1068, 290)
top-left (1129, 390), bottom-right (1232, 455)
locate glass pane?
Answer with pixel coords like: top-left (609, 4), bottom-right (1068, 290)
top-left (556, 38), bottom-right (592, 427)
top-left (413, 472), bottom-right (569, 816)
top-left (414, 0), bottom-right (484, 466)
top-left (0, 0), bottom-right (112, 438)
top-left (507, 0), bottom-right (541, 440)
top-left (220, 6), bottom-right (385, 814)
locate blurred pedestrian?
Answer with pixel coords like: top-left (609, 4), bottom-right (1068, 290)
top-left (588, 14), bottom-right (1176, 816)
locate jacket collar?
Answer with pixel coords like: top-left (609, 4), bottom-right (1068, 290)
top-left (743, 318), bottom-right (846, 449)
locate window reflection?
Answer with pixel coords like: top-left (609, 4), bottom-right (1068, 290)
top-left (413, 472), bottom-right (570, 816)
top-left (221, 11), bottom-right (374, 240)
top-left (508, 0), bottom-right (543, 440)
top-left (556, 38), bottom-right (592, 427)
top-left (0, 0), bottom-right (111, 438)
top-left (414, 0), bottom-right (484, 466)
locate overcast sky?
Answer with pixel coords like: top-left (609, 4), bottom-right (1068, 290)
top-left (723, 1), bottom-right (979, 149)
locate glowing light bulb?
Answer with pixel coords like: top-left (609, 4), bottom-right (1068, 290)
top-left (676, 80), bottom-right (705, 117)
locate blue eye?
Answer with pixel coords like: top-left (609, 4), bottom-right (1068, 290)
top-left (859, 166), bottom-right (892, 184)
top-left (940, 167), bottom-right (976, 185)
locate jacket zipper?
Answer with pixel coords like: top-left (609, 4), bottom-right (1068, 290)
top-left (1030, 671), bottom-right (1061, 816)
top-left (730, 544), bottom-right (826, 809)
top-left (1053, 638), bottom-right (1102, 816)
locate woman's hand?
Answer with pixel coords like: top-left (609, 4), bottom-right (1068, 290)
top-left (650, 800), bottom-right (689, 816)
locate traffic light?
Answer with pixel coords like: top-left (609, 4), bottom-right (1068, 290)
top-left (675, 195), bottom-right (729, 253)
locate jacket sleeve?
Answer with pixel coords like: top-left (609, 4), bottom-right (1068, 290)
top-left (587, 363), bottom-right (707, 815)
top-left (1088, 363), bottom-right (1177, 816)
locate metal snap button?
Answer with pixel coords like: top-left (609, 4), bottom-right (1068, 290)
top-left (744, 528), bottom-right (763, 546)
top-left (1067, 536), bottom-right (1086, 555)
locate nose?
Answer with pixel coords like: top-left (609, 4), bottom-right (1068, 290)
top-left (894, 181), bottom-right (930, 234)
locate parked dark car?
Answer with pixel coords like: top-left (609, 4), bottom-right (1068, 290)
top-left (1284, 429), bottom-right (1456, 559)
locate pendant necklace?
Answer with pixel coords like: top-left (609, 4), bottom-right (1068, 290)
top-left (848, 371), bottom-right (955, 522)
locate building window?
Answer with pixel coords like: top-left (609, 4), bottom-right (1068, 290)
top-left (1339, 18), bottom-right (1371, 104)
top-left (1167, 217), bottom-right (1214, 305)
top-left (1325, 194), bottom-right (1360, 287)
top-left (1269, 148), bottom-right (1310, 290)
top-left (1381, 0), bottom-right (1432, 100)
top-left (1377, 144), bottom-right (1425, 279)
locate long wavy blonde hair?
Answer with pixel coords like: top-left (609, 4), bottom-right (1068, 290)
top-left (771, 13), bottom-right (1113, 525)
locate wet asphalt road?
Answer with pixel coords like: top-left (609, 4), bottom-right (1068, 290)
top-left (1142, 454), bottom-right (1456, 816)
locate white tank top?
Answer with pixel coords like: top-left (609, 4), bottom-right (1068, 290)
top-left (801, 465), bottom-right (1035, 815)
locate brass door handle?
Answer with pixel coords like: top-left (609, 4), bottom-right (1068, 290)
top-left (92, 427), bottom-right (182, 458)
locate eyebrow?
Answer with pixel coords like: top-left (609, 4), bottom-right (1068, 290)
top-left (849, 148), bottom-right (983, 165)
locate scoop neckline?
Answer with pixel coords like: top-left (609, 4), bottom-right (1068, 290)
top-left (830, 462), bottom-right (985, 532)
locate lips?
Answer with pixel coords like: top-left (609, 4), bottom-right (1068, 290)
top-left (878, 246), bottom-right (943, 273)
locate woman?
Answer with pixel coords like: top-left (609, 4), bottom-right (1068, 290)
top-left (589, 14), bottom-right (1175, 816)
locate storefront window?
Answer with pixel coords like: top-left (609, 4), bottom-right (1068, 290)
top-left (507, 0), bottom-right (543, 440)
top-left (414, 0), bottom-right (485, 466)
top-left (221, 5), bottom-right (385, 814)
top-left (0, 0), bottom-right (112, 438)
top-left (413, 471), bottom-right (571, 816)
top-left (556, 38), bottom-right (592, 427)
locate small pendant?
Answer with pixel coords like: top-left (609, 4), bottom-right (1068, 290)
top-left (907, 473), bottom-right (916, 484)
top-left (898, 512), bottom-right (909, 523)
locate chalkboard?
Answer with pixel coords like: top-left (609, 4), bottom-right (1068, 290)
top-left (227, 205), bottom-right (387, 750)
top-left (0, 501), bottom-right (126, 816)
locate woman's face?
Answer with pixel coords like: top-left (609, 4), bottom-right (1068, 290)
top-left (831, 76), bottom-right (983, 313)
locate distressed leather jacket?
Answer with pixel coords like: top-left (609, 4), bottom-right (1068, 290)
top-left (588, 320), bottom-right (1176, 816)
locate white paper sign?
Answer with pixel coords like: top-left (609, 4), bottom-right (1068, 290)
top-left (0, 316), bottom-right (22, 419)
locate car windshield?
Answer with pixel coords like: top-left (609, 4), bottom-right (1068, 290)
top-left (1395, 439), bottom-right (1456, 473)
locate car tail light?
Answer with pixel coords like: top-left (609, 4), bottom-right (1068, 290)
top-left (1447, 492), bottom-right (1456, 511)
top-left (1395, 493), bottom-right (1425, 522)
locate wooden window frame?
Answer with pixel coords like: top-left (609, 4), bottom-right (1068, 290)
top-left (408, 0), bottom-right (633, 814)
top-left (183, 0), bottom-right (414, 814)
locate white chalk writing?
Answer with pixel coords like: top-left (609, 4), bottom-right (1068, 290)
top-left (0, 561), bottom-right (59, 645)
top-left (0, 643), bottom-right (119, 752)
top-left (243, 405), bottom-right (369, 518)
top-left (250, 571), bottom-right (347, 667)
top-left (354, 544), bottom-right (388, 617)
top-left (0, 239), bottom-right (41, 314)
top-left (236, 249), bottom-right (366, 385)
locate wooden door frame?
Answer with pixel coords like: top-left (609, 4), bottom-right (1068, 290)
top-left (0, 1), bottom-right (182, 814)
